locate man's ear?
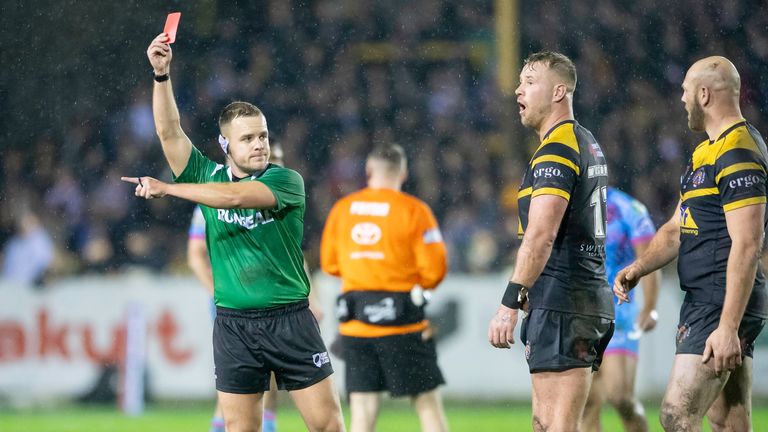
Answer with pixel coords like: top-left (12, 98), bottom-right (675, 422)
top-left (699, 86), bottom-right (711, 107)
top-left (552, 83), bottom-right (567, 103)
top-left (365, 160), bottom-right (373, 180)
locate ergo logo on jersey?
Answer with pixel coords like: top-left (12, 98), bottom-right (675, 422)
top-left (728, 174), bottom-right (762, 189)
top-left (533, 166), bottom-right (562, 179)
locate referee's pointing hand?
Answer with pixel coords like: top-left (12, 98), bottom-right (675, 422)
top-left (121, 176), bottom-right (167, 199)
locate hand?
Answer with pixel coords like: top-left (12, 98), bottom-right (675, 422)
top-left (421, 322), bottom-right (436, 341)
top-left (702, 325), bottom-right (742, 374)
top-left (635, 308), bottom-right (658, 332)
top-left (121, 176), bottom-right (167, 199)
top-left (147, 33), bottom-right (172, 75)
top-left (488, 305), bottom-right (518, 349)
top-left (613, 262), bottom-right (644, 304)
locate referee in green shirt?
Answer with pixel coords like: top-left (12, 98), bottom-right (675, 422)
top-left (122, 33), bottom-right (345, 432)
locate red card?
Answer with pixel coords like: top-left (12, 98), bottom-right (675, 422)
top-left (163, 12), bottom-right (181, 44)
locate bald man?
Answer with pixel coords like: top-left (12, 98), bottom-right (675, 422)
top-left (615, 56), bottom-right (767, 431)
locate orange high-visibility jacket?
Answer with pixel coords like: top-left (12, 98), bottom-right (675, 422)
top-left (321, 187), bottom-right (448, 337)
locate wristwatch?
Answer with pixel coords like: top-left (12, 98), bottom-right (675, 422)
top-left (153, 72), bottom-right (170, 82)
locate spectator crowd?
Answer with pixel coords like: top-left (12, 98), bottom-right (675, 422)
top-left (2, 0), bottom-right (767, 282)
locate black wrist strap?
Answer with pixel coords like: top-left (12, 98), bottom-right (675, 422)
top-left (501, 282), bottom-right (528, 309)
top-left (153, 72), bottom-right (170, 82)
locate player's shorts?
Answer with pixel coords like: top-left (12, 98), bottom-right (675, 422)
top-left (605, 301), bottom-right (639, 356)
top-left (213, 300), bottom-right (334, 393)
top-left (520, 309), bottom-right (615, 373)
top-left (675, 301), bottom-right (766, 358)
top-left (341, 332), bottom-right (445, 397)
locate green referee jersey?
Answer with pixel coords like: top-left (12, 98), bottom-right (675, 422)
top-left (175, 146), bottom-right (310, 309)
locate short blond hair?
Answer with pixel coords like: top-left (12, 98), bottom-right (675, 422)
top-left (524, 51), bottom-right (577, 92)
top-left (218, 101), bottom-right (263, 129)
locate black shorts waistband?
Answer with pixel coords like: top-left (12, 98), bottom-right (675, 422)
top-left (216, 299), bottom-right (309, 319)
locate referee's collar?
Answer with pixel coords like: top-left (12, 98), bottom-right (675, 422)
top-left (226, 164), bottom-right (273, 182)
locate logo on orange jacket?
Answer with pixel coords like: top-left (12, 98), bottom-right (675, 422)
top-left (351, 222), bottom-right (382, 245)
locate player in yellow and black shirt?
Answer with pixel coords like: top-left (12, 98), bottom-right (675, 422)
top-left (488, 52), bottom-right (614, 432)
top-left (678, 120), bottom-right (768, 315)
top-left (615, 57), bottom-right (766, 430)
top-left (516, 119), bottom-right (614, 319)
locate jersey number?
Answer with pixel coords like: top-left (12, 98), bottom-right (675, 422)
top-left (590, 187), bottom-right (607, 238)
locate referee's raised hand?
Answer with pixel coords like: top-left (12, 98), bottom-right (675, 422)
top-left (147, 33), bottom-right (172, 75)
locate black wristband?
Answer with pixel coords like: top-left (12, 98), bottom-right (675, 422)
top-left (153, 72), bottom-right (170, 82)
top-left (501, 282), bottom-right (528, 309)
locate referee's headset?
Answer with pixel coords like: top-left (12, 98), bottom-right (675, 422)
top-left (218, 134), bottom-right (229, 154)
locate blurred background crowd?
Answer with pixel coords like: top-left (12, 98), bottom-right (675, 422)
top-left (1, 0), bottom-right (767, 284)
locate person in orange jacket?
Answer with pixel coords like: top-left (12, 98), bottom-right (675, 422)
top-left (321, 143), bottom-right (449, 432)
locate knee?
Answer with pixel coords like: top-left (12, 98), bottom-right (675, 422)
top-left (312, 413), bottom-right (346, 432)
top-left (659, 402), bottom-right (690, 431)
top-left (533, 415), bottom-right (578, 432)
top-left (707, 417), bottom-right (727, 432)
top-left (532, 415), bottom-right (548, 432)
top-left (707, 408), bottom-right (727, 431)
top-left (707, 405), bottom-right (749, 432)
top-left (607, 395), bottom-right (639, 419)
top-left (225, 417), bottom-right (258, 432)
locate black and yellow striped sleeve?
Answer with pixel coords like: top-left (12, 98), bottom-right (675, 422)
top-left (715, 145), bottom-right (767, 212)
top-left (525, 142), bottom-right (579, 202)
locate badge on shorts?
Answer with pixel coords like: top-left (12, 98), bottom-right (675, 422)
top-left (312, 352), bottom-right (330, 368)
top-left (524, 341), bottom-right (531, 360)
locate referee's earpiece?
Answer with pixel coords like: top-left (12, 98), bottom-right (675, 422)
top-left (218, 134), bottom-right (229, 155)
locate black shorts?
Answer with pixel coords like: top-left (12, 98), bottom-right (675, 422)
top-left (520, 309), bottom-right (614, 373)
top-left (213, 300), bottom-right (334, 394)
top-left (341, 332), bottom-right (445, 397)
top-left (676, 301), bottom-right (766, 358)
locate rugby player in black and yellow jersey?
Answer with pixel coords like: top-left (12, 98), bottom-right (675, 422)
top-left (488, 51), bottom-right (614, 431)
top-left (615, 56), bottom-right (767, 431)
